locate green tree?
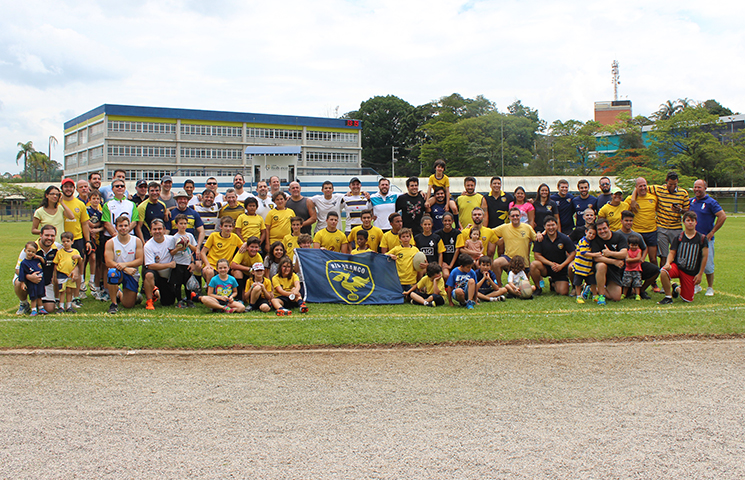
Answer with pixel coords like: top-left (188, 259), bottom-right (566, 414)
top-left (647, 105), bottom-right (736, 185)
top-left (345, 95), bottom-right (418, 177)
top-left (703, 99), bottom-right (736, 117)
top-left (548, 119), bottom-right (605, 174)
top-left (16, 141), bottom-right (36, 179)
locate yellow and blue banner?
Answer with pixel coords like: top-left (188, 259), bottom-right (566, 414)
top-left (295, 249), bottom-right (404, 305)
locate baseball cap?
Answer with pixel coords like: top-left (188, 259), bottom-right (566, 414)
top-left (349, 177), bottom-right (361, 185)
top-left (136, 179), bottom-right (148, 187)
top-left (612, 187), bottom-right (623, 195)
top-left (61, 178), bottom-right (75, 187)
top-left (161, 175), bottom-right (173, 183)
top-left (174, 190), bottom-right (189, 198)
top-left (252, 262), bottom-right (265, 271)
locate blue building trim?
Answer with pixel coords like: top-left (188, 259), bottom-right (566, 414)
top-left (65, 104), bottom-right (362, 131)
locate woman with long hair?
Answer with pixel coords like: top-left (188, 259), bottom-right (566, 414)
top-left (508, 186), bottom-right (534, 226)
top-left (533, 183), bottom-right (560, 232)
top-left (264, 241), bottom-right (287, 278)
top-left (32, 185), bottom-right (74, 243)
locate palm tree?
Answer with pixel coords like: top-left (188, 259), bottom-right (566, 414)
top-left (48, 135), bottom-right (58, 163)
top-left (16, 141), bottom-right (36, 178)
top-left (653, 100), bottom-right (679, 121)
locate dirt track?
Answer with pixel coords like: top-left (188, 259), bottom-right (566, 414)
top-left (1, 340), bottom-right (744, 479)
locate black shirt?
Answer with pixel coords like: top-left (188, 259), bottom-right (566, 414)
top-left (533, 232), bottom-right (575, 265)
top-left (414, 232), bottom-right (443, 264)
top-left (590, 231), bottom-right (628, 275)
top-left (485, 192), bottom-right (514, 228)
top-left (534, 200), bottom-right (559, 231)
top-left (395, 193), bottom-right (426, 235)
top-left (436, 228), bottom-right (461, 265)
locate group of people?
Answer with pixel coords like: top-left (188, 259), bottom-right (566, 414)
top-left (14, 163), bottom-right (726, 316)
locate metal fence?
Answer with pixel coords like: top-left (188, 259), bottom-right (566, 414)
top-left (0, 208), bottom-right (34, 222)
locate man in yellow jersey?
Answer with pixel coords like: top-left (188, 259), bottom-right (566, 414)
top-left (626, 177), bottom-right (659, 264)
top-left (456, 176), bottom-right (488, 230)
top-left (492, 207), bottom-right (541, 283)
top-left (60, 178), bottom-right (92, 306)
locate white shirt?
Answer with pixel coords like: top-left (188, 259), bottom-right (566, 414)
top-left (311, 193), bottom-right (344, 233)
top-left (255, 196), bottom-right (275, 219)
top-left (145, 235), bottom-right (175, 278)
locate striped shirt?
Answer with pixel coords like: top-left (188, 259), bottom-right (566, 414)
top-left (649, 185), bottom-right (690, 230)
top-left (672, 231), bottom-right (707, 276)
top-left (573, 237), bottom-right (594, 276)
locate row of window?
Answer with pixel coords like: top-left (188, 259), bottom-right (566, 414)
top-left (305, 152), bottom-right (358, 163)
top-left (109, 121), bottom-right (177, 134)
top-left (181, 124), bottom-right (242, 137)
top-left (306, 130), bottom-right (358, 143)
top-left (108, 145), bottom-right (178, 157)
top-left (107, 170), bottom-right (174, 181)
top-left (247, 127), bottom-right (302, 140)
top-left (181, 148), bottom-right (242, 160)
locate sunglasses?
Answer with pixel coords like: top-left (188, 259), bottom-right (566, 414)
top-left (206, 182), bottom-right (217, 186)
top-left (113, 184), bottom-right (126, 188)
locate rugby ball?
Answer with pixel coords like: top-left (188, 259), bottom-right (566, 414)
top-left (412, 251), bottom-right (428, 272)
top-left (177, 236), bottom-right (189, 247)
top-left (518, 280), bottom-right (533, 299)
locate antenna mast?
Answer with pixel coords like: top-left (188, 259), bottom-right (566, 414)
top-left (612, 60), bottom-right (620, 101)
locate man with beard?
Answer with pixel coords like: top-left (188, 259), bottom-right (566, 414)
top-left (14, 225), bottom-right (61, 314)
top-left (136, 182), bottom-right (169, 242)
top-left (193, 189), bottom-right (220, 238)
top-left (142, 219), bottom-right (177, 310)
top-left (551, 179), bottom-right (575, 235)
top-left (625, 177), bottom-right (659, 265)
top-left (370, 177), bottom-right (398, 232)
top-left (425, 186), bottom-right (459, 232)
top-left (617, 210), bottom-right (660, 299)
top-left (456, 176), bottom-right (488, 230)
top-left (646, 171), bottom-right (690, 268)
top-left (87, 172), bottom-right (102, 200)
top-left (595, 176), bottom-right (613, 210)
top-left (588, 218), bottom-right (628, 305)
top-left (572, 179), bottom-right (597, 228)
top-left (455, 207), bottom-right (497, 260)
top-left (254, 180), bottom-right (275, 219)
top-left (61, 177), bottom-right (92, 305)
top-left (286, 181), bottom-right (316, 235)
top-left (485, 176), bottom-right (513, 228)
top-left (232, 173), bottom-right (254, 203)
top-left (395, 176), bottom-right (426, 235)
top-left (492, 207), bottom-right (540, 283)
top-left (530, 216), bottom-right (575, 296)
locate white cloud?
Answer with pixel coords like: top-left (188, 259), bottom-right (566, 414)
top-left (2, 0), bottom-right (745, 174)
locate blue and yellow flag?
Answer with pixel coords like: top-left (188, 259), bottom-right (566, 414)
top-left (295, 249), bottom-right (404, 305)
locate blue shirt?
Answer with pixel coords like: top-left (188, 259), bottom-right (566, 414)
top-left (446, 267), bottom-right (478, 291)
top-left (690, 195), bottom-right (722, 238)
top-left (208, 274), bottom-right (238, 297)
top-left (551, 193), bottom-right (575, 233)
top-left (169, 206), bottom-right (204, 237)
top-left (572, 195), bottom-right (597, 228)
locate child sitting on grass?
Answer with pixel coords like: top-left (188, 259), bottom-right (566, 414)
top-left (272, 256), bottom-right (308, 315)
top-left (244, 262), bottom-right (282, 313)
top-left (405, 262), bottom-right (446, 307)
top-left (475, 255), bottom-right (507, 302)
top-left (505, 255), bottom-right (535, 299)
top-left (196, 258), bottom-right (245, 313)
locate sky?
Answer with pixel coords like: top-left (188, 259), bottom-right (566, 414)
top-left (2, 0), bottom-right (744, 175)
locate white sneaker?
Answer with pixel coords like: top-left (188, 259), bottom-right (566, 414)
top-left (705, 287), bottom-right (715, 297)
top-left (694, 284), bottom-right (702, 294)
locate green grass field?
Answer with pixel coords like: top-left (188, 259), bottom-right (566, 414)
top-left (2, 219), bottom-right (744, 349)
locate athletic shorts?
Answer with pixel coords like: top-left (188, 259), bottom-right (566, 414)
top-left (144, 270), bottom-right (176, 306)
top-left (108, 270), bottom-right (140, 292)
top-left (250, 298), bottom-right (271, 310)
top-left (545, 267), bottom-right (569, 284)
top-left (57, 273), bottom-right (77, 291)
top-left (572, 273), bottom-right (596, 287)
top-left (665, 263), bottom-right (695, 302)
top-left (640, 231), bottom-right (658, 248)
top-left (621, 270), bottom-right (642, 288)
top-left (73, 238), bottom-right (87, 262)
top-left (641, 261), bottom-right (660, 281)
top-left (277, 295), bottom-right (300, 309)
top-left (657, 228), bottom-right (682, 260)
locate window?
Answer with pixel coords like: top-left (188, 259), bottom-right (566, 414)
top-left (108, 121), bottom-right (176, 134)
top-left (108, 145), bottom-right (177, 157)
top-left (79, 150), bottom-right (88, 166)
top-left (78, 129), bottom-right (88, 144)
top-left (181, 147), bottom-right (242, 160)
top-left (90, 146), bottom-right (104, 160)
top-left (306, 130), bottom-right (358, 143)
top-left (65, 133), bottom-right (77, 148)
top-left (66, 154), bottom-right (78, 168)
top-left (90, 122), bottom-right (104, 136)
top-left (181, 124), bottom-right (242, 137)
top-left (305, 152), bottom-right (358, 163)
top-left (246, 127), bottom-right (302, 140)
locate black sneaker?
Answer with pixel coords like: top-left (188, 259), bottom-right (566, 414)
top-left (658, 297), bottom-right (673, 305)
top-left (108, 303), bottom-right (118, 314)
top-left (671, 283), bottom-right (679, 298)
top-left (639, 291), bottom-right (651, 300)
